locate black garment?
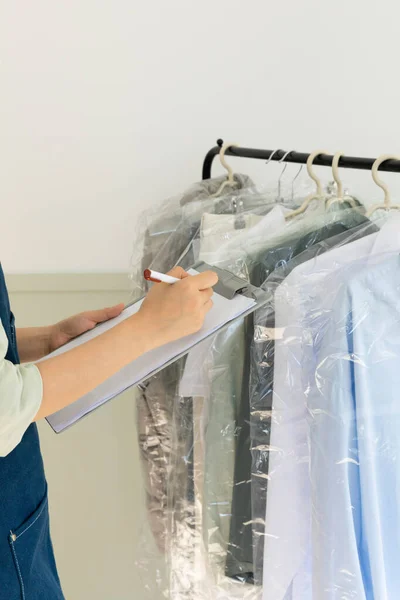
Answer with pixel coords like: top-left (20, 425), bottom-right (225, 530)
top-left (225, 215), bottom-right (378, 583)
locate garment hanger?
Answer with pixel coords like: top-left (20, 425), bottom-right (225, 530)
top-left (285, 150), bottom-right (329, 219)
top-left (213, 147), bottom-right (279, 217)
top-left (367, 154), bottom-right (400, 217)
top-left (265, 149), bottom-right (280, 166)
top-left (264, 149), bottom-right (279, 202)
top-left (211, 142), bottom-right (239, 198)
top-left (325, 152), bottom-right (360, 210)
top-left (275, 150), bottom-right (305, 204)
top-left (277, 150), bottom-right (294, 202)
top-left (265, 149), bottom-right (303, 204)
top-left (291, 164), bottom-right (304, 203)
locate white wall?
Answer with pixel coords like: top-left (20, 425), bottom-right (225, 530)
top-left (2, 0), bottom-right (400, 273)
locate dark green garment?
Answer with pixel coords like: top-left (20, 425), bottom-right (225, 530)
top-left (225, 213), bottom-right (378, 584)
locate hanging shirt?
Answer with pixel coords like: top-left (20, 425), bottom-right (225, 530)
top-left (226, 210), bottom-right (373, 582)
top-left (250, 216), bottom-right (378, 584)
top-left (262, 214), bottom-right (400, 600)
top-left (179, 205), bottom-right (289, 586)
top-left (306, 253), bottom-right (400, 599)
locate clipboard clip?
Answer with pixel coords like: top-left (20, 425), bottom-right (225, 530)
top-left (194, 262), bottom-right (264, 301)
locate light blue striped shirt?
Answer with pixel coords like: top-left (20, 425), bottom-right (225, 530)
top-left (263, 215), bottom-right (400, 600)
top-left (306, 254), bottom-right (400, 599)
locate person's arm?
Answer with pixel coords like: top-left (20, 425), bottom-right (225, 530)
top-left (17, 304), bottom-right (125, 363)
top-left (35, 268), bottom-right (217, 420)
top-left (35, 312), bottom-right (152, 420)
top-left (16, 327), bottom-right (53, 362)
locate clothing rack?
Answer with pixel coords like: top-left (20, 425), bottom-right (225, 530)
top-left (202, 139), bottom-right (400, 180)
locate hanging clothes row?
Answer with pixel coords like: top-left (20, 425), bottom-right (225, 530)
top-left (131, 144), bottom-right (400, 600)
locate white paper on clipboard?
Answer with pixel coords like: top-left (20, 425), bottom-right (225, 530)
top-left (44, 269), bottom-right (257, 433)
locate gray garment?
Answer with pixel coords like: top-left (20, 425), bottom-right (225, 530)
top-left (136, 174), bottom-right (254, 552)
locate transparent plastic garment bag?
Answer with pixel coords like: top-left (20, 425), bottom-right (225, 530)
top-left (250, 213), bottom-right (400, 600)
top-left (130, 174), bottom-right (376, 599)
top-left (130, 174), bottom-right (298, 554)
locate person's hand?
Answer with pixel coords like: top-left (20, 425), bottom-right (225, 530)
top-left (138, 266), bottom-right (218, 348)
top-left (48, 304), bottom-right (125, 353)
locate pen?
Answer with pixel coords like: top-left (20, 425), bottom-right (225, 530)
top-left (143, 269), bottom-right (180, 284)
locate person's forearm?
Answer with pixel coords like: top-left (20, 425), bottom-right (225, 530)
top-left (34, 313), bottom-right (153, 421)
top-left (17, 327), bottom-right (52, 362)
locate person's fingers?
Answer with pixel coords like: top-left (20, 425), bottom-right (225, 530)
top-left (200, 288), bottom-right (214, 303)
top-left (84, 303), bottom-right (125, 324)
top-left (192, 270), bottom-right (218, 290)
top-left (203, 299), bottom-right (214, 313)
top-left (168, 266), bottom-right (189, 279)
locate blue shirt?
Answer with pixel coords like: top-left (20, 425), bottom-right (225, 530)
top-left (305, 254), bottom-right (400, 599)
top-left (262, 215), bottom-right (400, 600)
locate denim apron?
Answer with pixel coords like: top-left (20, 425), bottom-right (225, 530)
top-left (0, 265), bottom-right (64, 599)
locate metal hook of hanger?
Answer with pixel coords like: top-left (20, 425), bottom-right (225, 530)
top-left (367, 154), bottom-right (400, 217)
top-left (277, 150), bottom-right (294, 201)
top-left (211, 142), bottom-right (239, 198)
top-left (291, 164), bottom-right (304, 203)
top-left (285, 149), bottom-right (329, 219)
top-left (265, 149), bottom-right (280, 166)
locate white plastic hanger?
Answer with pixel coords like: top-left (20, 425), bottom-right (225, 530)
top-left (285, 150), bottom-right (329, 219)
top-left (367, 154), bottom-right (400, 217)
top-left (211, 142), bottom-right (239, 198)
top-left (325, 152), bottom-right (359, 209)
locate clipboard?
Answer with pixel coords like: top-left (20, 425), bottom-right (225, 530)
top-left (45, 263), bottom-right (268, 433)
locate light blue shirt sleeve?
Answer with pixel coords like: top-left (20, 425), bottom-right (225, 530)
top-left (306, 255), bottom-right (400, 599)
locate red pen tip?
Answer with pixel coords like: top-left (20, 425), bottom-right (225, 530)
top-left (144, 269), bottom-right (161, 283)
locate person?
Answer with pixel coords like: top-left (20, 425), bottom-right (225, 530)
top-left (0, 263), bottom-right (217, 599)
